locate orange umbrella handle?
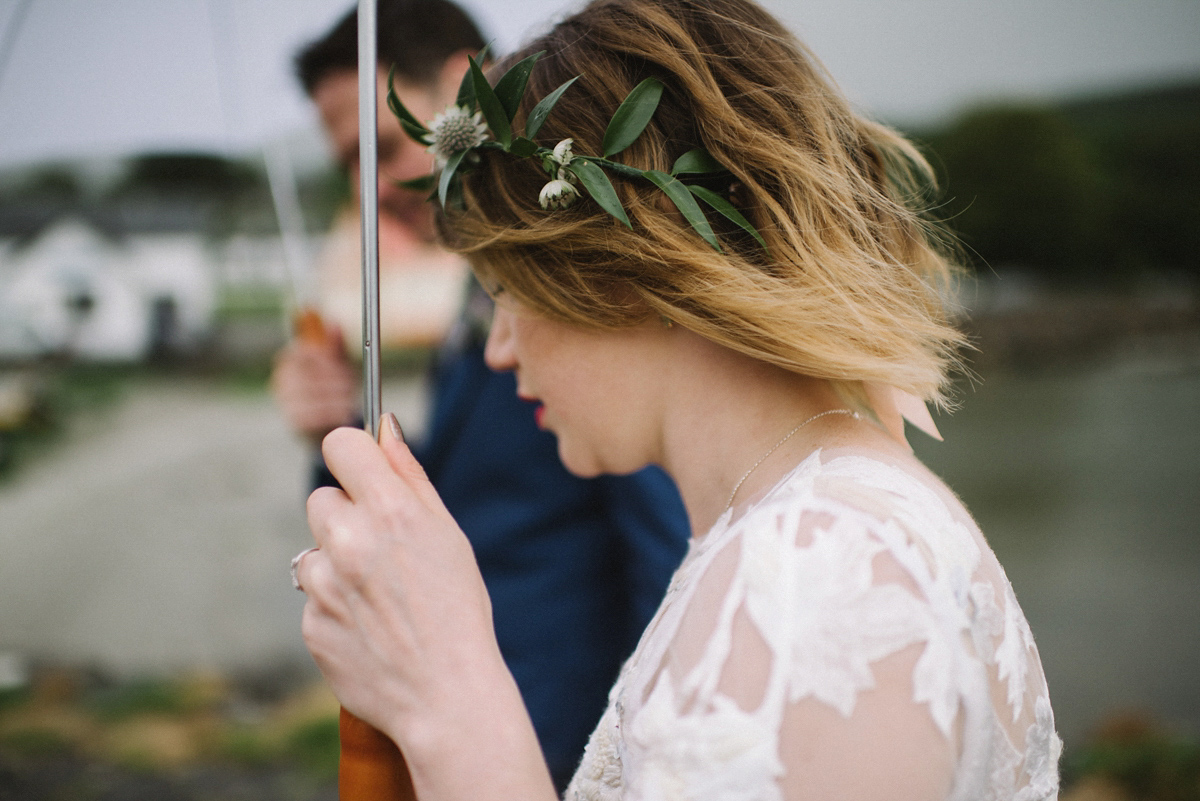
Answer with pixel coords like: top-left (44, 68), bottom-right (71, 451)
top-left (293, 307), bottom-right (327, 344)
top-left (339, 708), bottom-right (417, 800)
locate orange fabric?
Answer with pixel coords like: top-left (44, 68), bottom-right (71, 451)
top-left (338, 708), bottom-right (417, 800)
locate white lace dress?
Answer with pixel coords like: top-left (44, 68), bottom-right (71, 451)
top-left (565, 449), bottom-right (1061, 801)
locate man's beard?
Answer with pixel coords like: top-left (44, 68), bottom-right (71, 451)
top-left (381, 192), bottom-right (436, 243)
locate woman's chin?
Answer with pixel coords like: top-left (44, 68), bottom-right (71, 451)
top-left (558, 450), bottom-right (604, 479)
top-left (557, 441), bottom-right (649, 479)
top-left (555, 440), bottom-right (607, 479)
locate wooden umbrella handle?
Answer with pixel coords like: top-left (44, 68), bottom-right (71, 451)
top-left (339, 708), bottom-right (417, 800)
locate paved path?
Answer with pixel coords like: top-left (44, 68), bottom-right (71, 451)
top-left (0, 376), bottom-right (427, 678)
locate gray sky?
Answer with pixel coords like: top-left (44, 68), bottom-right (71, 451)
top-left (0, 0), bottom-right (1197, 168)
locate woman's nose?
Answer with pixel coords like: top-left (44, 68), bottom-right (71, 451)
top-left (484, 304), bottom-right (516, 371)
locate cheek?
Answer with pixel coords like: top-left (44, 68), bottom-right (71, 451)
top-left (550, 360), bottom-right (623, 429)
top-left (378, 143), bottom-right (430, 184)
top-left (399, 140), bottom-right (434, 174)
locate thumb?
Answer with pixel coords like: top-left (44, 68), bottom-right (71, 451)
top-left (377, 413), bottom-right (439, 504)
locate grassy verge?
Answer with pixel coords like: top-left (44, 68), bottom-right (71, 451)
top-left (0, 665), bottom-right (341, 798)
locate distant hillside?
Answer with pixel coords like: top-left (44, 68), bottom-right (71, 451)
top-left (914, 80), bottom-right (1200, 281)
top-left (1061, 81), bottom-right (1200, 139)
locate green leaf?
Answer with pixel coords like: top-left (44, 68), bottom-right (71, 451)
top-left (387, 65), bottom-right (430, 143)
top-left (643, 170), bottom-right (721, 251)
top-left (396, 174), bottom-right (436, 192)
top-left (602, 78), bottom-right (664, 158)
top-left (671, 148), bottom-right (723, 176)
top-left (437, 149), bottom-right (469, 209)
top-left (525, 76), bottom-right (579, 140)
top-left (469, 55), bottom-right (512, 148)
top-left (568, 160), bottom-right (631, 228)
top-left (687, 185), bottom-right (768, 252)
top-left (455, 44), bottom-right (491, 109)
top-left (581, 156), bottom-right (643, 180)
top-left (508, 137), bottom-right (539, 158)
top-left (444, 171), bottom-right (465, 210)
top-left (493, 51), bottom-right (544, 122)
top-left (400, 117), bottom-right (430, 143)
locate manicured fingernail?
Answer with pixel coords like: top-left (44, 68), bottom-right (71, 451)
top-left (384, 412), bottom-right (404, 443)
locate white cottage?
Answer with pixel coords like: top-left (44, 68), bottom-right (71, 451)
top-left (0, 218), bottom-right (216, 361)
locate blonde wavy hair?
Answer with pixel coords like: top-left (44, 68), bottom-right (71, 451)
top-left (440, 0), bottom-right (966, 407)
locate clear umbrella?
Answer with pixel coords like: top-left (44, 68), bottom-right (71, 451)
top-left (4, 1), bottom-right (391, 788)
top-left (0, 0), bottom-right (357, 341)
top-left (0, 0), bottom-right (350, 166)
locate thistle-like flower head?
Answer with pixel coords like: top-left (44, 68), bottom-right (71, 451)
top-left (425, 105), bottom-right (489, 166)
top-left (539, 179), bottom-right (580, 210)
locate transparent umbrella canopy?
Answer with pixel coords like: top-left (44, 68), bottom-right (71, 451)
top-left (0, 0), bottom-right (359, 311)
top-left (2, 0), bottom-right (389, 790)
top-left (0, 0), bottom-right (355, 166)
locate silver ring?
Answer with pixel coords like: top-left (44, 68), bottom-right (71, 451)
top-left (290, 547), bottom-right (320, 591)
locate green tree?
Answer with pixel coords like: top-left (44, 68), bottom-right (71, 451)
top-left (925, 105), bottom-right (1111, 279)
top-left (1103, 119), bottom-right (1200, 277)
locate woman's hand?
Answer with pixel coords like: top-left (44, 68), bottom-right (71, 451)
top-left (296, 416), bottom-right (556, 801)
top-left (299, 415), bottom-right (497, 738)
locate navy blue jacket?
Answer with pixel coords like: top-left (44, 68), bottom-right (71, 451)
top-left (314, 340), bottom-right (690, 789)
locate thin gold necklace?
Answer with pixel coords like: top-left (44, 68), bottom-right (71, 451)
top-left (724, 409), bottom-right (857, 512)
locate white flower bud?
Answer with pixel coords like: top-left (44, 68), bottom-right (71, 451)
top-left (539, 179), bottom-right (580, 210)
top-left (552, 138), bottom-right (574, 166)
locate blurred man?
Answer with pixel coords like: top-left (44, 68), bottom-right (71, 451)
top-left (271, 0), bottom-right (690, 790)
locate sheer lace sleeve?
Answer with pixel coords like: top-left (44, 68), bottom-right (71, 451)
top-left (566, 452), bottom-right (1061, 801)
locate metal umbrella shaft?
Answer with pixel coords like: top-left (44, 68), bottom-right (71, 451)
top-left (338, 1), bottom-right (414, 799)
top-left (358, 0), bottom-right (382, 440)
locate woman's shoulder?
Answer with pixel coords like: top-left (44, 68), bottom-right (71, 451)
top-left (733, 447), bottom-right (982, 565)
top-left (604, 445), bottom-right (1058, 801)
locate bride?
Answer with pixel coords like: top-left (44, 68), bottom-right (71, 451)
top-left (292, 0), bottom-right (1061, 798)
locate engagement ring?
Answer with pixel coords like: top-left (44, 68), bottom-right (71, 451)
top-left (290, 547), bottom-right (319, 591)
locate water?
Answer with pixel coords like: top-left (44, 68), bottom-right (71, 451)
top-left (912, 350), bottom-right (1200, 750)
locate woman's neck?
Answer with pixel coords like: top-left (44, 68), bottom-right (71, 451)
top-left (654, 333), bottom-right (862, 536)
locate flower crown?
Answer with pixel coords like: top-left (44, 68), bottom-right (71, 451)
top-left (387, 50), bottom-right (766, 253)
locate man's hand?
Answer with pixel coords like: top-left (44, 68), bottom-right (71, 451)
top-left (271, 322), bottom-right (359, 442)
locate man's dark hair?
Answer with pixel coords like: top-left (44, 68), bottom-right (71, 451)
top-left (296, 0), bottom-right (487, 95)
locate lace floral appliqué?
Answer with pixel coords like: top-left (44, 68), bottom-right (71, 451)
top-left (566, 452), bottom-right (1060, 801)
